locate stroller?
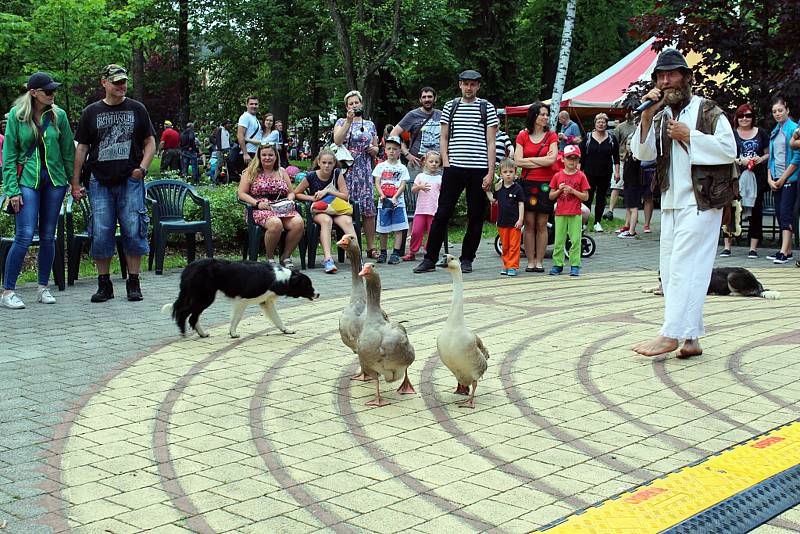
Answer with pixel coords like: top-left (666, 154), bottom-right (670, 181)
top-left (494, 204), bottom-right (596, 260)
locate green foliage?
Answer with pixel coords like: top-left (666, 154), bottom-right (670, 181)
top-left (182, 184), bottom-right (247, 246)
top-left (1, 0), bottom-right (677, 147)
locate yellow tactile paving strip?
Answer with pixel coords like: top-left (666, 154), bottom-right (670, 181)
top-left (52, 269), bottom-right (800, 533)
top-left (536, 420), bottom-right (800, 533)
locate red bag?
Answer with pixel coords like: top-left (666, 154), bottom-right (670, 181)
top-left (486, 201), bottom-right (499, 223)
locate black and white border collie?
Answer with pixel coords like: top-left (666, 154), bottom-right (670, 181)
top-left (162, 258), bottom-right (319, 338)
top-left (643, 267), bottom-right (780, 300)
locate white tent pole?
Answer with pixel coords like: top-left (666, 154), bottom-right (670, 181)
top-left (548, 0), bottom-right (578, 131)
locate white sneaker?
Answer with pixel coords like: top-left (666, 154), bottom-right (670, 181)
top-left (1, 292), bottom-right (26, 309)
top-left (37, 287), bottom-right (56, 304)
top-left (593, 222), bottom-right (604, 232)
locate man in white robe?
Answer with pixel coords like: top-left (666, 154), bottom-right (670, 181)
top-left (632, 49), bottom-right (737, 358)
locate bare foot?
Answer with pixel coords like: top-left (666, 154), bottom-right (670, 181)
top-left (677, 339), bottom-right (703, 359)
top-left (350, 372), bottom-right (371, 381)
top-left (454, 383), bottom-right (470, 396)
top-left (633, 336), bottom-right (679, 356)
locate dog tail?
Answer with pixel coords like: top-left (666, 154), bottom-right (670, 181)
top-left (760, 290), bottom-right (781, 300)
top-left (161, 303), bottom-right (174, 315)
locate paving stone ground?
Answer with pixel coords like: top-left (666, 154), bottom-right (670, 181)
top-left (2, 212), bottom-right (799, 533)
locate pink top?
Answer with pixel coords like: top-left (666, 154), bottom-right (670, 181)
top-left (413, 172), bottom-right (441, 215)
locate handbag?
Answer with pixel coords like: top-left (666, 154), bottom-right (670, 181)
top-left (330, 144), bottom-right (354, 167)
top-left (269, 199), bottom-right (296, 216)
top-left (2, 197), bottom-right (16, 215)
top-left (327, 122), bottom-right (355, 167)
top-left (311, 173), bottom-right (353, 216)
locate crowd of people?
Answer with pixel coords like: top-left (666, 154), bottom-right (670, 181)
top-left (2, 52), bottom-right (799, 369)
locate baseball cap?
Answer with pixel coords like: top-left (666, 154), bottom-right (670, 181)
top-left (27, 72), bottom-right (61, 92)
top-left (458, 70), bottom-right (482, 81)
top-left (164, 120), bottom-right (173, 127)
top-left (384, 135), bottom-right (402, 146)
top-left (102, 64), bottom-right (128, 82)
top-left (563, 144), bottom-right (581, 158)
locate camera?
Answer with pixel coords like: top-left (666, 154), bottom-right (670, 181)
top-left (354, 107), bottom-right (363, 117)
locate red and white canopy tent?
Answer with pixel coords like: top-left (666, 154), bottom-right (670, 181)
top-left (501, 37), bottom-right (661, 121)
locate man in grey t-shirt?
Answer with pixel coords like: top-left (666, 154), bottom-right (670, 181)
top-left (390, 86), bottom-right (442, 175)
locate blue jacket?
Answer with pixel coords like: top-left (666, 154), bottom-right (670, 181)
top-left (768, 119), bottom-right (800, 183)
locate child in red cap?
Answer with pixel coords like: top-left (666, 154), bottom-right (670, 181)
top-left (549, 144), bottom-right (590, 276)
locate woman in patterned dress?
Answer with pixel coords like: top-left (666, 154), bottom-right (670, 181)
top-left (333, 90), bottom-right (380, 258)
top-left (238, 144), bottom-right (304, 267)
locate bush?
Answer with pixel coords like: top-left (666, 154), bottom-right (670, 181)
top-left (183, 183), bottom-right (247, 248)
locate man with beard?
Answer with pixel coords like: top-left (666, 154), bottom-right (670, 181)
top-left (631, 49), bottom-right (737, 358)
top-left (391, 87), bottom-right (442, 176)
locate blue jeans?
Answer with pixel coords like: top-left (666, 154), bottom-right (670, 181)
top-left (89, 176), bottom-right (150, 259)
top-left (181, 151), bottom-right (200, 183)
top-left (3, 180), bottom-right (67, 290)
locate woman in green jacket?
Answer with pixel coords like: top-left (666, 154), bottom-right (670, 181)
top-left (1, 72), bottom-right (75, 309)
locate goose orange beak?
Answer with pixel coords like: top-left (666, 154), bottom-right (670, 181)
top-left (337, 235), bottom-right (351, 247)
top-left (358, 263), bottom-right (374, 277)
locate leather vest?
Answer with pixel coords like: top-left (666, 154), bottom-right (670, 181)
top-left (653, 98), bottom-right (738, 210)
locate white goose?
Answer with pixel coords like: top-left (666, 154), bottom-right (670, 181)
top-left (437, 254), bottom-right (489, 408)
top-left (356, 263), bottom-right (416, 406)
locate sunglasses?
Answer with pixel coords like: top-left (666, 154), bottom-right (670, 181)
top-left (739, 113), bottom-right (753, 118)
top-left (112, 79), bottom-right (127, 86)
top-left (38, 89), bottom-right (55, 96)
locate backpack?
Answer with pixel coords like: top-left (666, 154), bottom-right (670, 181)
top-left (447, 97), bottom-right (488, 143)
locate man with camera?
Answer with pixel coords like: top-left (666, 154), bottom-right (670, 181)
top-left (390, 87), bottom-right (442, 177)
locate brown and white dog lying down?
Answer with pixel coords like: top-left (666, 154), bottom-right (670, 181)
top-left (642, 267), bottom-right (780, 300)
top-left (162, 258), bottom-right (319, 338)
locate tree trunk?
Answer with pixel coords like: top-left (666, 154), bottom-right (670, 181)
top-left (549, 0), bottom-right (578, 130)
top-left (177, 0), bottom-right (190, 126)
top-left (131, 47), bottom-right (145, 102)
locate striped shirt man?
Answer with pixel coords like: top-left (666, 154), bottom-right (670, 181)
top-left (440, 98), bottom-right (499, 168)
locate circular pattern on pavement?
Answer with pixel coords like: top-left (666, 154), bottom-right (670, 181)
top-left (50, 268), bottom-right (800, 533)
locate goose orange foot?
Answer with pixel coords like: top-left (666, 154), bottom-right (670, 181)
top-left (366, 397), bottom-right (390, 407)
top-left (350, 371), bottom-right (372, 381)
top-left (396, 371), bottom-right (416, 395)
top-left (454, 383), bottom-right (470, 395)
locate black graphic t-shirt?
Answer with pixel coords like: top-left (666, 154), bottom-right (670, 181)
top-left (75, 98), bottom-right (155, 185)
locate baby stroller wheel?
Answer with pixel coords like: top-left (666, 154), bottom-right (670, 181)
top-left (581, 234), bottom-right (596, 258)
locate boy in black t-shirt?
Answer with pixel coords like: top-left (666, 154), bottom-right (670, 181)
top-left (493, 158), bottom-right (524, 276)
top-left (71, 64), bottom-right (156, 303)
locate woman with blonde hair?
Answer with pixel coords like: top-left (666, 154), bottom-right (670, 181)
top-left (333, 90), bottom-right (380, 258)
top-left (238, 144), bottom-right (304, 268)
top-left (1, 72), bottom-right (75, 309)
top-left (293, 148), bottom-right (356, 273)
